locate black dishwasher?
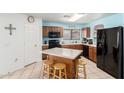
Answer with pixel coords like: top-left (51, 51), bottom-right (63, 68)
top-left (83, 45), bottom-right (89, 58)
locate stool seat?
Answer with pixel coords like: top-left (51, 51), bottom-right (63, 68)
top-left (78, 59), bottom-right (87, 65)
top-left (44, 60), bottom-right (54, 65)
top-left (54, 63), bottom-right (66, 70)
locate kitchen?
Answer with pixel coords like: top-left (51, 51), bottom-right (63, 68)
top-left (42, 13), bottom-right (124, 79)
top-left (1, 1), bottom-right (123, 93)
top-left (0, 13), bottom-right (124, 79)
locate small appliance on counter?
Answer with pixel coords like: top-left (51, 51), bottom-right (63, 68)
top-left (44, 40), bottom-right (47, 44)
top-left (82, 38), bottom-right (88, 44)
top-left (88, 39), bottom-right (93, 44)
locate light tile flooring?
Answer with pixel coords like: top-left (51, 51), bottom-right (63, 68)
top-left (0, 58), bottom-right (115, 79)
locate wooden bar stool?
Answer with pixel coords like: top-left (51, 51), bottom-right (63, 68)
top-left (76, 57), bottom-right (87, 79)
top-left (42, 60), bottom-right (54, 79)
top-left (53, 63), bottom-right (67, 79)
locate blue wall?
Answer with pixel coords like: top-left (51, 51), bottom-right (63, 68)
top-left (43, 21), bottom-right (83, 29)
top-left (43, 21), bottom-right (84, 44)
top-left (42, 14), bottom-right (124, 44)
top-left (83, 13), bottom-right (124, 44)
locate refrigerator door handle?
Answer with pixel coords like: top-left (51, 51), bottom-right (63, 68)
top-left (117, 31), bottom-right (119, 48)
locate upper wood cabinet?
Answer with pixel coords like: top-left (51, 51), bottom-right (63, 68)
top-left (58, 27), bottom-right (63, 37)
top-left (43, 26), bottom-right (49, 37)
top-left (42, 45), bottom-right (48, 50)
top-left (82, 27), bottom-right (90, 38)
top-left (43, 26), bottom-right (63, 37)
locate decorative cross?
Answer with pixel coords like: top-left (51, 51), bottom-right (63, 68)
top-left (4, 24), bottom-right (16, 35)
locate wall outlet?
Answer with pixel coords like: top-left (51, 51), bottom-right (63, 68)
top-left (8, 72), bottom-right (10, 74)
top-left (14, 58), bottom-right (18, 62)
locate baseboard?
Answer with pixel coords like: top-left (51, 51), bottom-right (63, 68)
top-left (24, 62), bottom-right (37, 68)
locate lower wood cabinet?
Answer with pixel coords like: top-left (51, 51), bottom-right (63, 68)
top-left (42, 44), bottom-right (82, 50)
top-left (42, 45), bottom-right (48, 50)
top-left (62, 44), bottom-right (83, 50)
top-left (89, 46), bottom-right (96, 62)
top-left (42, 45), bottom-right (48, 59)
top-left (42, 44), bottom-right (96, 62)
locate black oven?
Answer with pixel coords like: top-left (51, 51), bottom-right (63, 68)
top-left (49, 40), bottom-right (61, 49)
top-left (48, 32), bottom-right (60, 38)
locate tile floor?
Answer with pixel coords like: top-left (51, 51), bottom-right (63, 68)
top-left (0, 58), bottom-right (115, 79)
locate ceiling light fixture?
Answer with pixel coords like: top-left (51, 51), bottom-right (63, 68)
top-left (69, 13), bottom-right (87, 22)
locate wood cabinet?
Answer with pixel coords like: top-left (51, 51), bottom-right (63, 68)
top-left (62, 44), bottom-right (83, 50)
top-left (43, 26), bottom-right (49, 37)
top-left (62, 44), bottom-right (96, 62)
top-left (42, 45), bottom-right (48, 59)
top-left (82, 27), bottom-right (90, 38)
top-left (60, 27), bottom-right (64, 37)
top-left (43, 26), bottom-right (63, 37)
top-left (42, 45), bottom-right (48, 50)
top-left (62, 45), bottom-right (70, 49)
top-left (89, 46), bottom-right (96, 62)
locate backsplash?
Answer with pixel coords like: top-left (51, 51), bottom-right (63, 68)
top-left (43, 37), bottom-right (62, 44)
top-left (83, 14), bottom-right (124, 45)
top-left (42, 21), bottom-right (83, 44)
top-left (43, 37), bottom-right (82, 44)
top-left (42, 14), bottom-right (124, 46)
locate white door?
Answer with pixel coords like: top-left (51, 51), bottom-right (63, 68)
top-left (24, 23), bottom-right (41, 65)
top-left (0, 14), bottom-right (25, 75)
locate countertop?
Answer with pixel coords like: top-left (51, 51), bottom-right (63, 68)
top-left (61, 43), bottom-right (83, 45)
top-left (82, 43), bottom-right (96, 47)
top-left (42, 43), bottom-right (96, 47)
top-left (42, 44), bottom-right (48, 46)
top-left (42, 48), bottom-right (82, 59)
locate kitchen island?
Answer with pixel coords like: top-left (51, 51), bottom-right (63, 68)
top-left (42, 48), bottom-right (82, 79)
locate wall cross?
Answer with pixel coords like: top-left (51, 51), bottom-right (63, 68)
top-left (4, 24), bottom-right (16, 35)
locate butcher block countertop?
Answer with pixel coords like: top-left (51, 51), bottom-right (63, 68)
top-left (42, 48), bottom-right (82, 60)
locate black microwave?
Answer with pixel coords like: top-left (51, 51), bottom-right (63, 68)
top-left (48, 32), bottom-right (60, 38)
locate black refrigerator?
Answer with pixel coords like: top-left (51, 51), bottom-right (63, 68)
top-left (97, 26), bottom-right (124, 79)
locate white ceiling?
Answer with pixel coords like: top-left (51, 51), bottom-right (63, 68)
top-left (25, 13), bottom-right (115, 24)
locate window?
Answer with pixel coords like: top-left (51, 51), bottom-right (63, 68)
top-left (71, 29), bottom-right (80, 40)
top-left (63, 29), bottom-right (80, 40)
